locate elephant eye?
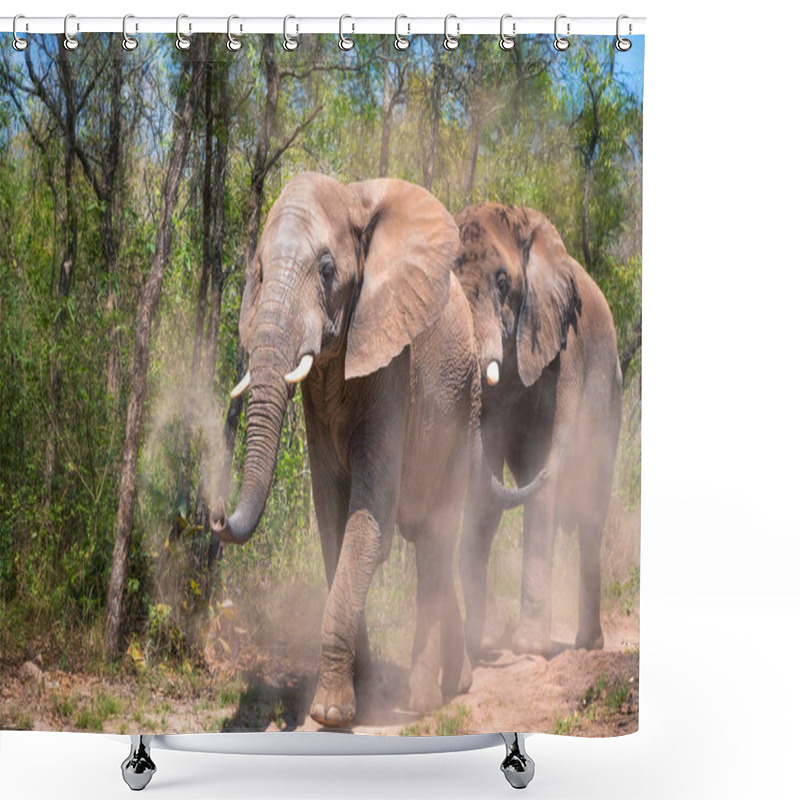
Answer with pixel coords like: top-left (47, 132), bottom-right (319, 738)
top-left (495, 269), bottom-right (510, 301)
top-left (318, 252), bottom-right (336, 289)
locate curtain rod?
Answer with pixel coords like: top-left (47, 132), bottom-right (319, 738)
top-left (0, 16), bottom-right (646, 37)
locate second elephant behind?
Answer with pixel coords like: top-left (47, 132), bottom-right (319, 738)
top-left (455, 203), bottom-right (623, 659)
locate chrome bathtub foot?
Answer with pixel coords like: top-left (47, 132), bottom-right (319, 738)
top-left (500, 733), bottom-right (535, 789)
top-left (121, 735), bottom-right (156, 791)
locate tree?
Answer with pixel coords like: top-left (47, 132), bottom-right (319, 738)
top-left (105, 48), bottom-right (206, 656)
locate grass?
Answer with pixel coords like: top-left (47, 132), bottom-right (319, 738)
top-left (52, 692), bottom-right (78, 720)
top-left (73, 690), bottom-right (123, 732)
top-left (401, 703), bottom-right (472, 737)
top-left (553, 712), bottom-right (580, 735)
top-left (610, 564), bottom-right (640, 617)
top-left (553, 671), bottom-right (635, 735)
top-left (217, 681), bottom-right (245, 707)
top-left (0, 706), bottom-right (34, 730)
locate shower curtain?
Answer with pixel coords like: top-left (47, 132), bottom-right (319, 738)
top-left (0, 30), bottom-right (643, 738)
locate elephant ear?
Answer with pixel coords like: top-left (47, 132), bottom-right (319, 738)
top-left (345, 179), bottom-right (459, 380)
top-left (514, 209), bottom-right (582, 387)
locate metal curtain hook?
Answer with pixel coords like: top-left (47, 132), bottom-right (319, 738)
top-left (499, 14), bottom-right (515, 50)
top-left (283, 16), bottom-right (299, 51)
top-left (63, 13), bottom-right (79, 51)
top-left (339, 15), bottom-right (354, 50)
top-left (227, 15), bottom-right (242, 51)
top-left (12, 14), bottom-right (28, 51)
top-left (122, 15), bottom-right (138, 51)
top-left (175, 14), bottom-right (191, 50)
top-left (554, 14), bottom-right (570, 51)
top-left (443, 14), bottom-right (459, 50)
top-left (394, 15), bottom-right (410, 51)
top-left (616, 14), bottom-right (632, 51)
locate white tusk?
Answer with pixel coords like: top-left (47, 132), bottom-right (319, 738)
top-left (284, 354), bottom-right (314, 384)
top-left (486, 361), bottom-right (500, 386)
top-left (230, 370), bottom-right (251, 399)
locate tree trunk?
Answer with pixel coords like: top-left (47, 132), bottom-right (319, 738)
top-left (464, 63), bottom-right (484, 206)
top-left (245, 35), bottom-right (279, 264)
top-left (202, 58), bottom-right (230, 384)
top-left (379, 43), bottom-right (395, 178)
top-left (422, 41), bottom-right (442, 192)
top-left (103, 54), bottom-right (124, 400)
top-left (105, 53), bottom-right (205, 657)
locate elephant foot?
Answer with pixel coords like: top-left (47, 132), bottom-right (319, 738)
top-left (409, 664), bottom-right (443, 714)
top-left (310, 676), bottom-right (356, 729)
top-left (575, 627), bottom-right (604, 651)
top-left (511, 618), bottom-right (551, 657)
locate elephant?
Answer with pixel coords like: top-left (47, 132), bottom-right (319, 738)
top-left (454, 203), bottom-right (623, 659)
top-left (210, 174), bottom-right (544, 729)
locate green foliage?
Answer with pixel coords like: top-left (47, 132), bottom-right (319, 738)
top-left (73, 690), bottom-right (123, 732)
top-left (553, 711), bottom-right (580, 735)
top-left (553, 670), bottom-right (636, 734)
top-left (611, 565), bottom-right (641, 617)
top-left (400, 703), bottom-right (472, 737)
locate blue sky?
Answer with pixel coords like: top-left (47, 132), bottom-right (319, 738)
top-left (614, 35), bottom-right (646, 100)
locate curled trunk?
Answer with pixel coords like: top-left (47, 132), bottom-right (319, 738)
top-left (474, 423), bottom-right (548, 511)
top-left (211, 321), bottom-right (293, 544)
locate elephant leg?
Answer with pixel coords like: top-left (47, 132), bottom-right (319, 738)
top-left (354, 610), bottom-right (372, 683)
top-left (313, 475), bottom-right (374, 679)
top-left (576, 518), bottom-right (604, 651)
top-left (310, 426), bottom-right (400, 729)
top-left (441, 570), bottom-right (472, 700)
top-left (310, 508), bottom-right (386, 728)
top-left (439, 462), bottom-right (473, 700)
top-left (574, 434), bottom-right (615, 652)
top-left (512, 484), bottom-right (557, 657)
top-left (459, 486), bottom-right (503, 660)
top-left (408, 531), bottom-right (448, 714)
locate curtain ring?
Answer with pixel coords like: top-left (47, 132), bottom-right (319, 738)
top-left (394, 15), bottom-right (410, 51)
top-left (175, 14), bottom-right (191, 50)
top-left (283, 16), bottom-right (299, 51)
top-left (499, 14), bottom-right (515, 50)
top-left (339, 15), bottom-right (355, 51)
top-left (12, 15), bottom-right (28, 51)
top-left (63, 13), bottom-right (79, 51)
top-left (443, 14), bottom-right (459, 51)
top-left (616, 15), bottom-right (632, 51)
top-left (122, 15), bottom-right (138, 51)
top-left (554, 14), bottom-right (570, 51)
top-left (227, 15), bottom-right (242, 52)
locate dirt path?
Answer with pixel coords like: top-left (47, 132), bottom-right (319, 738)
top-left (340, 612), bottom-right (639, 737)
top-left (0, 612), bottom-right (637, 738)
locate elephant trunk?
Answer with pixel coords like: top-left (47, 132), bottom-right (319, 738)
top-left (210, 312), bottom-right (294, 545)
top-left (474, 423), bottom-right (548, 511)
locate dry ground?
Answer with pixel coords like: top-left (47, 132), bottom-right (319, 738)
top-left (0, 610), bottom-right (637, 738)
top-left (1, 502), bottom-right (639, 738)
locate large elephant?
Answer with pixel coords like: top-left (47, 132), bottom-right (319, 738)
top-left (454, 203), bottom-right (623, 659)
top-left (210, 174), bottom-right (540, 728)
